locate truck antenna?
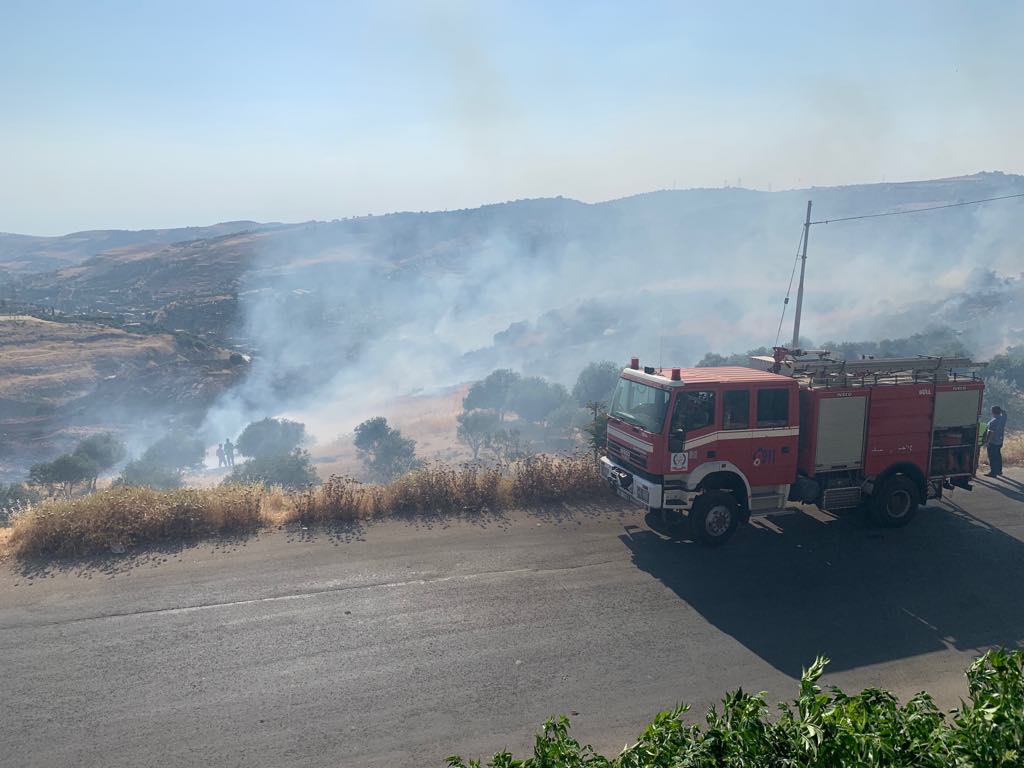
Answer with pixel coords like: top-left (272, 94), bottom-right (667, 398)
top-left (791, 200), bottom-right (812, 350)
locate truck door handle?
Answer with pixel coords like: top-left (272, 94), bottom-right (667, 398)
top-left (706, 450), bottom-right (716, 459)
top-left (782, 446), bottom-right (790, 454)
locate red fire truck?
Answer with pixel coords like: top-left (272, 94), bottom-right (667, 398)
top-left (601, 348), bottom-right (985, 545)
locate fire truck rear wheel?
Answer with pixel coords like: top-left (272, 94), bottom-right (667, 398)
top-left (689, 491), bottom-right (739, 546)
top-left (870, 475), bottom-right (920, 528)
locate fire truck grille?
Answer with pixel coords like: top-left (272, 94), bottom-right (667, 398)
top-left (822, 486), bottom-right (862, 511)
top-left (608, 441), bottom-right (648, 470)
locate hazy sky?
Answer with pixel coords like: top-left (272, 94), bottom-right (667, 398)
top-left (2, 0), bottom-right (1022, 235)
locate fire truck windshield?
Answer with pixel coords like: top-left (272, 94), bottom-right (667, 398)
top-left (609, 378), bottom-right (670, 433)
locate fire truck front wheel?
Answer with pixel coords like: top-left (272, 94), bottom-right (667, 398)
top-left (689, 491), bottom-right (739, 546)
top-left (870, 474), bottom-right (920, 528)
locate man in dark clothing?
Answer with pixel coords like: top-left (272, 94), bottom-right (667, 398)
top-left (985, 405), bottom-right (1007, 478)
top-left (224, 438), bottom-right (236, 467)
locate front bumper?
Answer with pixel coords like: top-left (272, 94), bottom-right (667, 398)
top-left (600, 456), bottom-right (663, 509)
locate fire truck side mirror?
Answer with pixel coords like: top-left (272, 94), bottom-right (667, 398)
top-left (668, 435), bottom-right (684, 453)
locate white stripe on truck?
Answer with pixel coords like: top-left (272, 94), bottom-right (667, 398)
top-left (683, 427), bottom-right (800, 451)
top-left (607, 425), bottom-right (654, 453)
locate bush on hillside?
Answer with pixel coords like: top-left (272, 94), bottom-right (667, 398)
top-left (508, 376), bottom-right (571, 424)
top-left (982, 376), bottom-right (1024, 416)
top-left (986, 345), bottom-right (1024, 388)
top-left (117, 459), bottom-right (187, 490)
top-left (463, 369), bottom-right (521, 421)
top-left (486, 428), bottom-right (531, 461)
top-left (73, 433), bottom-right (127, 489)
top-left (116, 430), bottom-right (205, 489)
top-left (235, 417), bottom-right (307, 459)
top-left (456, 410), bottom-right (502, 460)
top-left (354, 416), bottom-right (421, 481)
top-left (26, 433), bottom-right (127, 498)
top-left (28, 452), bottom-right (99, 499)
top-left (224, 449), bottom-right (319, 490)
top-left (544, 401), bottom-right (586, 432)
top-left (572, 360), bottom-right (621, 406)
top-left (139, 430), bottom-right (205, 470)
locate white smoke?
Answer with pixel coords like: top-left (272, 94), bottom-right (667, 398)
top-left (199, 174), bottom-right (1024, 444)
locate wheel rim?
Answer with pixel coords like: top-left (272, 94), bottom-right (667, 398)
top-left (705, 504), bottom-right (733, 537)
top-left (887, 489), bottom-right (912, 518)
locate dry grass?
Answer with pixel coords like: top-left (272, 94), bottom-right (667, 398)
top-left (259, 484), bottom-right (296, 525)
top-left (310, 385), bottom-right (471, 478)
top-left (980, 430), bottom-right (1024, 469)
top-left (1002, 431), bottom-right (1024, 466)
top-left (7, 435), bottom-right (1020, 560)
top-left (4, 456), bottom-right (609, 558)
top-left (293, 454), bottom-right (606, 524)
top-left (7, 485), bottom-right (263, 558)
top-left (0, 315), bottom-right (173, 400)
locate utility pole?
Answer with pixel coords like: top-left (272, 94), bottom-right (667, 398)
top-left (791, 200), bottom-right (812, 350)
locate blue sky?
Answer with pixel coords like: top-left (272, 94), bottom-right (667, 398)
top-left (2, 0), bottom-right (1021, 234)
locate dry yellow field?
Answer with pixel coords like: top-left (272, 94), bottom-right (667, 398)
top-left (310, 385), bottom-right (471, 478)
top-left (0, 315), bottom-right (174, 402)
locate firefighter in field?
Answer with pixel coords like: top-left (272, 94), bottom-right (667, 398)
top-left (216, 443), bottom-right (226, 468)
top-left (224, 438), bottom-right (236, 467)
top-left (984, 405), bottom-right (1007, 478)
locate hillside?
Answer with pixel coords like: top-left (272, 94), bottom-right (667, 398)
top-left (2, 172), bottom-right (1022, 454)
top-left (0, 221), bottom-right (278, 275)
top-left (7, 173), bottom-right (1022, 342)
top-left (0, 315), bottom-right (246, 480)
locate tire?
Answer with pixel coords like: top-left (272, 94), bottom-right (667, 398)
top-left (870, 474), bottom-right (920, 528)
top-left (689, 490), bottom-right (740, 546)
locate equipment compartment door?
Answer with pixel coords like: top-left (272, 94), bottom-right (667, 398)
top-left (864, 385), bottom-right (933, 477)
top-left (815, 394), bottom-right (868, 472)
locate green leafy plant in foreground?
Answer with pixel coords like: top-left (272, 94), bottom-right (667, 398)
top-left (448, 649), bottom-right (1024, 768)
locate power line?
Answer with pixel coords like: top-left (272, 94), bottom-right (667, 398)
top-left (774, 187), bottom-right (1023, 348)
top-left (774, 227), bottom-right (805, 346)
top-left (810, 192), bottom-right (1024, 226)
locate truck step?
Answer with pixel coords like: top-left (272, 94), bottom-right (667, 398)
top-left (749, 493), bottom-right (787, 511)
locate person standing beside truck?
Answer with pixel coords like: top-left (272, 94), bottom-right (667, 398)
top-left (985, 405), bottom-right (1007, 478)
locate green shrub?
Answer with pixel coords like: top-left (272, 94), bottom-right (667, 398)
top-left (573, 361), bottom-right (621, 406)
top-left (28, 452), bottom-right (98, 499)
top-left (235, 417), bottom-right (307, 459)
top-left (116, 430), bottom-right (206, 489)
top-left (224, 449), bottom-right (319, 490)
top-left (353, 416), bottom-right (421, 481)
top-left (449, 649), bottom-right (1024, 768)
top-left (117, 458), bottom-right (186, 490)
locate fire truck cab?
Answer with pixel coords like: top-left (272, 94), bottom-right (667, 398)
top-left (601, 352), bottom-right (984, 546)
top-left (601, 359), bottom-right (799, 544)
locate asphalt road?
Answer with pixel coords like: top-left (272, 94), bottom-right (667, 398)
top-left (2, 469), bottom-right (1023, 767)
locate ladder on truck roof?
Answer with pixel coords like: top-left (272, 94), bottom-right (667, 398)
top-left (751, 350), bottom-right (985, 385)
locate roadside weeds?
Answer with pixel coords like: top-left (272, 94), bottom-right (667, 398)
top-left (4, 455), bottom-right (608, 559)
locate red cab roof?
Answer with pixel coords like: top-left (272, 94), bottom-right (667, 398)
top-left (622, 366), bottom-right (794, 388)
